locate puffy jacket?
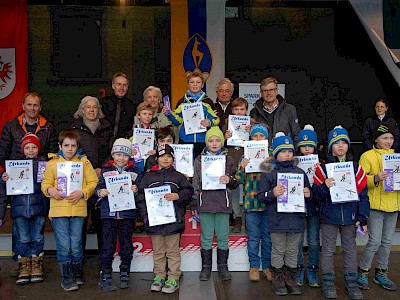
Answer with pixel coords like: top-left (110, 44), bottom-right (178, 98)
top-left (362, 115), bottom-right (399, 150)
top-left (0, 113), bottom-right (58, 167)
top-left (257, 160), bottom-right (311, 233)
top-left (250, 95), bottom-right (301, 145)
top-left (137, 166), bottom-right (194, 235)
top-left (41, 151), bottom-right (98, 218)
top-left (96, 160), bottom-right (143, 220)
top-left (359, 147), bottom-right (400, 212)
top-left (313, 156), bottom-right (370, 226)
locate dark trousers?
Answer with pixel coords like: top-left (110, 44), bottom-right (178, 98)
top-left (82, 196), bottom-right (102, 253)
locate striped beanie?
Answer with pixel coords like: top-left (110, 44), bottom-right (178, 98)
top-left (328, 125), bottom-right (350, 153)
top-left (272, 132), bottom-right (295, 158)
top-left (297, 124), bottom-right (317, 151)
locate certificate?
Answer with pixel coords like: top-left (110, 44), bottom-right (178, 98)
top-left (37, 161), bottom-right (47, 183)
top-left (326, 162), bottom-right (359, 203)
top-left (133, 128), bottom-right (155, 160)
top-left (201, 155), bottom-right (226, 190)
top-left (382, 154), bottom-right (400, 191)
top-left (244, 140), bottom-right (269, 173)
top-left (277, 173), bottom-right (305, 213)
top-left (57, 162), bottom-right (83, 197)
top-left (105, 173), bottom-right (136, 212)
top-left (181, 103), bottom-right (206, 135)
top-left (144, 185), bottom-right (176, 227)
top-left (295, 155), bottom-right (319, 185)
top-left (227, 115), bottom-right (250, 147)
top-left (5, 160), bottom-right (34, 195)
top-left (171, 144), bottom-right (194, 177)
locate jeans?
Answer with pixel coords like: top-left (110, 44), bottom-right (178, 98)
top-left (52, 217), bottom-right (84, 264)
top-left (245, 210), bottom-right (271, 269)
top-left (14, 216), bottom-right (45, 257)
top-left (297, 215), bottom-right (320, 267)
top-left (12, 220), bottom-right (18, 262)
top-left (360, 210), bottom-right (398, 270)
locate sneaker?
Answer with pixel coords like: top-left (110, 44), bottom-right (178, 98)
top-left (374, 268), bottom-right (397, 291)
top-left (307, 265), bottom-right (321, 288)
top-left (357, 267), bottom-right (369, 290)
top-left (296, 264), bottom-right (305, 286)
top-left (151, 277), bottom-right (165, 292)
top-left (161, 278), bottom-right (179, 294)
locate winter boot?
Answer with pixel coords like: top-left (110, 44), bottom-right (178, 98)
top-left (284, 265), bottom-right (302, 295)
top-left (296, 264), bottom-right (305, 286)
top-left (217, 249), bottom-right (231, 281)
top-left (271, 266), bottom-right (288, 296)
top-left (16, 257), bottom-right (31, 285)
top-left (98, 268), bottom-right (117, 292)
top-left (72, 261), bottom-right (85, 285)
top-left (60, 262), bottom-right (79, 291)
top-left (232, 217), bottom-right (242, 233)
top-left (199, 249), bottom-right (212, 281)
top-left (249, 268), bottom-right (260, 282)
top-left (263, 268), bottom-right (272, 281)
top-left (322, 272), bottom-right (337, 299)
top-left (119, 265), bottom-right (130, 289)
top-left (356, 267), bottom-right (369, 290)
top-left (344, 272), bottom-right (364, 300)
top-left (307, 265), bottom-right (321, 288)
top-left (374, 268), bottom-right (397, 291)
top-left (30, 253), bottom-right (44, 283)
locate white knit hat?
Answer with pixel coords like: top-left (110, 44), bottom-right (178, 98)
top-left (111, 138), bottom-right (132, 156)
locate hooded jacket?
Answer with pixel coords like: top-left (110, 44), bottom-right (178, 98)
top-left (362, 114), bottom-right (399, 150)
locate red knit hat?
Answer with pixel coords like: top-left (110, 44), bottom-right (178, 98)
top-left (21, 133), bottom-right (41, 152)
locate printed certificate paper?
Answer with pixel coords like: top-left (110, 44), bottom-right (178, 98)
top-left (382, 154), bottom-right (400, 191)
top-left (145, 185), bottom-right (176, 227)
top-left (133, 128), bottom-right (155, 160)
top-left (105, 173), bottom-right (136, 212)
top-left (181, 103), bottom-right (206, 135)
top-left (244, 140), bottom-right (269, 173)
top-left (5, 160), bottom-right (34, 195)
top-left (227, 115), bottom-right (250, 147)
top-left (57, 162), bottom-right (83, 197)
top-left (201, 155), bottom-right (226, 190)
top-left (326, 162), bottom-right (359, 203)
top-left (277, 173), bottom-right (305, 213)
top-left (296, 154), bottom-right (319, 185)
top-left (171, 144), bottom-right (194, 177)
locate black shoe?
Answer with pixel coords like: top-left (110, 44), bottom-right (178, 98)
top-left (199, 249), bottom-right (212, 281)
top-left (271, 266), bottom-right (288, 296)
top-left (217, 249), bottom-right (231, 281)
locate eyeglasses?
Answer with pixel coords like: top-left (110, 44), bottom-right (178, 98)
top-left (261, 88), bottom-right (277, 93)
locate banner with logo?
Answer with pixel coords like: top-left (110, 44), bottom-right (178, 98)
top-left (0, 0), bottom-right (28, 132)
top-left (170, 0), bottom-right (225, 107)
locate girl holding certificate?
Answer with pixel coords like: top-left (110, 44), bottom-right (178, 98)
top-left (313, 126), bottom-right (370, 300)
top-left (357, 123), bottom-right (399, 291)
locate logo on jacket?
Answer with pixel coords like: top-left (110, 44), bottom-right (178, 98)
top-left (0, 48), bottom-right (16, 100)
top-left (183, 34), bottom-right (212, 82)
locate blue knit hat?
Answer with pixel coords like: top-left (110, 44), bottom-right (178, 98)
top-left (328, 125), bottom-right (350, 153)
top-left (272, 132), bottom-right (295, 158)
top-left (250, 123), bottom-right (269, 139)
top-left (297, 124), bottom-right (318, 151)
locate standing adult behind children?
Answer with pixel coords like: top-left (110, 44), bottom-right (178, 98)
top-left (215, 78), bottom-right (234, 131)
top-left (362, 98), bottom-right (400, 150)
top-left (101, 72), bottom-right (139, 144)
top-left (250, 76), bottom-right (301, 145)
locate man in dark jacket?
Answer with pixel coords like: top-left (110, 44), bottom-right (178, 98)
top-left (250, 76), bottom-right (301, 145)
top-left (215, 78), bottom-right (234, 131)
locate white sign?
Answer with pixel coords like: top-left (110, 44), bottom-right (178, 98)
top-left (201, 155), bottom-right (226, 190)
top-left (5, 160), bottom-right (34, 195)
top-left (133, 128), bottom-right (155, 160)
top-left (326, 162), bottom-right (359, 203)
top-left (171, 144), bottom-right (194, 177)
top-left (239, 83), bottom-right (285, 114)
top-left (181, 103), bottom-right (206, 135)
top-left (105, 173), bottom-right (136, 212)
top-left (277, 173), bottom-right (305, 213)
top-left (145, 185), bottom-right (176, 227)
top-left (57, 162), bottom-right (83, 197)
top-left (227, 115), bottom-right (250, 147)
top-left (243, 140), bottom-right (269, 173)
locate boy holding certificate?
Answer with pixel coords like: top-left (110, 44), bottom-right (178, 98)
top-left (144, 127), bottom-right (175, 172)
top-left (191, 126), bottom-right (238, 282)
top-left (137, 144), bottom-right (194, 294)
top-left (41, 129), bottom-right (98, 292)
top-left (95, 138), bottom-right (142, 292)
top-left (313, 126), bottom-right (369, 300)
top-left (1, 133), bottom-right (47, 285)
top-left (257, 132), bottom-right (312, 296)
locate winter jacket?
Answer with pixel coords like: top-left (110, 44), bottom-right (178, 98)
top-left (167, 93), bottom-right (219, 143)
top-left (362, 114), bottom-right (399, 150)
top-left (250, 95), bottom-right (301, 145)
top-left (191, 147), bottom-right (238, 213)
top-left (96, 160), bottom-right (142, 220)
top-left (215, 98), bottom-right (233, 131)
top-left (0, 113), bottom-right (58, 167)
top-left (0, 158), bottom-right (47, 219)
top-left (137, 166), bottom-right (194, 235)
top-left (41, 151), bottom-right (98, 218)
top-left (257, 160), bottom-right (311, 233)
top-left (359, 147), bottom-right (400, 212)
top-left (313, 156), bottom-right (370, 226)
top-left (70, 117), bottom-right (113, 169)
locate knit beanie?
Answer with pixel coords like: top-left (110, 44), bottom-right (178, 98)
top-left (21, 133), bottom-right (41, 152)
top-left (250, 123), bottom-right (269, 140)
top-left (272, 132), bottom-right (295, 158)
top-left (297, 124), bottom-right (318, 151)
top-left (328, 125), bottom-right (350, 153)
top-left (156, 144), bottom-right (175, 161)
top-left (111, 138), bottom-right (132, 156)
top-left (372, 122), bottom-right (395, 142)
top-left (205, 126), bottom-right (225, 144)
